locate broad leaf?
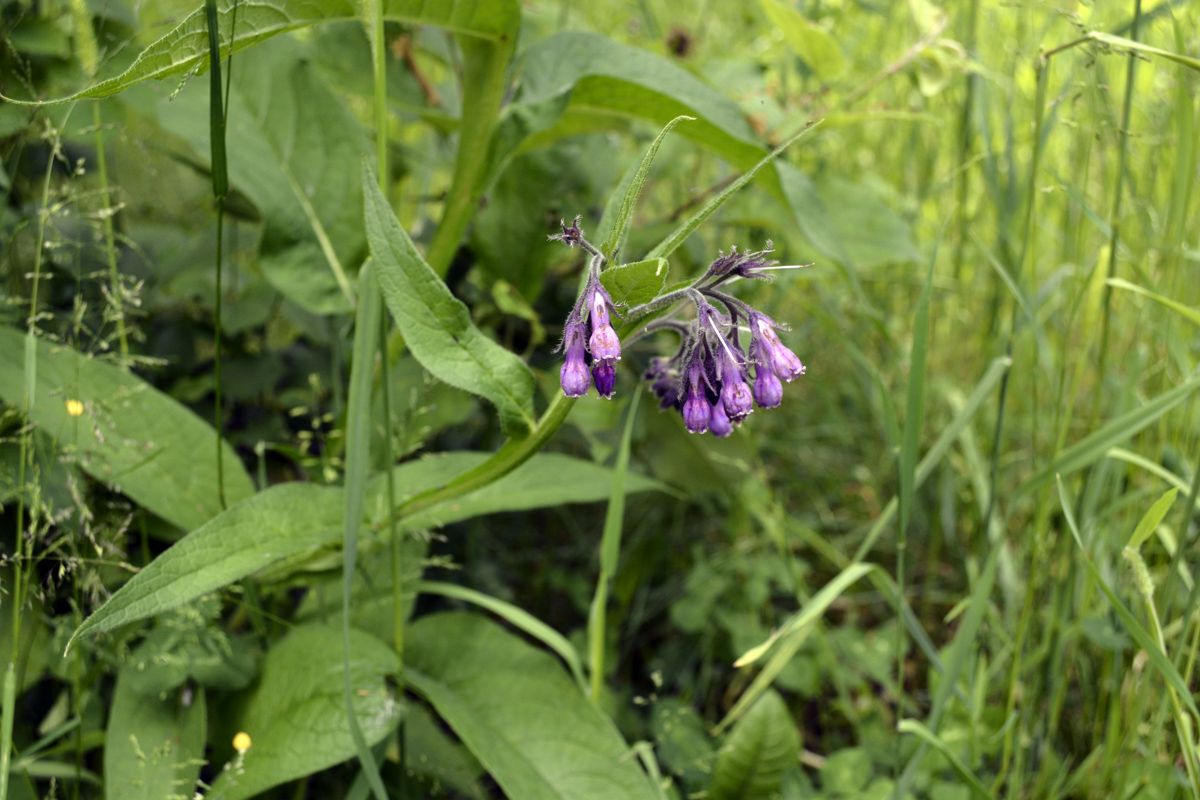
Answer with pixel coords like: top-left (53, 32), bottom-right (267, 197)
top-left (708, 690), bottom-right (800, 800)
top-left (406, 612), bottom-right (659, 800)
top-left (364, 163), bottom-right (537, 435)
top-left (208, 625), bottom-right (402, 800)
top-left (68, 483), bottom-right (343, 649)
top-left (12, 0), bottom-right (520, 103)
top-left (104, 671), bottom-right (205, 800)
top-left (0, 327), bottom-right (254, 532)
top-left (600, 259), bottom-right (669, 307)
top-left (159, 40), bottom-right (368, 313)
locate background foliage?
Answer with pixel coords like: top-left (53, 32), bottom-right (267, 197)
top-left (2, 0), bottom-right (1200, 798)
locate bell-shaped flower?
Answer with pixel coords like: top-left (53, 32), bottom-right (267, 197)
top-left (592, 363), bottom-right (616, 399)
top-left (709, 399), bottom-right (734, 438)
top-left (752, 364), bottom-right (783, 408)
top-left (559, 319), bottom-right (590, 398)
top-left (750, 313), bottom-right (804, 382)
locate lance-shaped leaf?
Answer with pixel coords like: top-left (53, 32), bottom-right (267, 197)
top-left (0, 326), bottom-right (253, 532)
top-left (104, 673), bottom-right (206, 800)
top-left (363, 162), bottom-right (537, 436)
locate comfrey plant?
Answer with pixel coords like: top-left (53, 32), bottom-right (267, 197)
top-left (552, 217), bottom-right (806, 437)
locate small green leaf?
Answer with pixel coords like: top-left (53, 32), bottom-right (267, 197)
top-left (757, 0), bottom-right (845, 80)
top-left (600, 259), bottom-right (669, 307)
top-left (1108, 277), bottom-right (1200, 328)
top-left (104, 672), bottom-right (205, 800)
top-left (600, 116), bottom-right (693, 262)
top-left (709, 690), bottom-right (800, 800)
top-left (0, 326), bottom-right (254, 533)
top-left (363, 162), bottom-right (537, 436)
top-left (207, 625), bottom-right (402, 800)
top-left (406, 612), bottom-right (659, 800)
top-left (1129, 488), bottom-right (1180, 550)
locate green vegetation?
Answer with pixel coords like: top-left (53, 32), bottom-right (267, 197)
top-left (1, 0), bottom-right (1199, 798)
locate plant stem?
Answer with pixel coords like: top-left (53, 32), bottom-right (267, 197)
top-left (92, 101), bottom-right (128, 358)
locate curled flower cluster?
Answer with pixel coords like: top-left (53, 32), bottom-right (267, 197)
top-left (551, 219), bottom-right (806, 436)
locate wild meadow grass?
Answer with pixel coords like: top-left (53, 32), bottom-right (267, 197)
top-left (0, 0), bottom-right (1198, 798)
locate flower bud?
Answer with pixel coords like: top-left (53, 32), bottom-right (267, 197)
top-left (560, 322), bottom-right (590, 397)
top-left (753, 365), bottom-right (783, 408)
top-left (751, 314), bottom-right (804, 382)
top-left (716, 347), bottom-right (754, 422)
top-left (682, 361), bottom-right (710, 433)
top-left (592, 362), bottom-right (616, 398)
top-left (709, 399), bottom-right (733, 437)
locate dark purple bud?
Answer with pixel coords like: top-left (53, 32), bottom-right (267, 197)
top-left (753, 365), bottom-right (783, 408)
top-left (560, 322), bottom-right (590, 398)
top-left (709, 399), bottom-right (733, 438)
top-left (592, 362), bottom-right (616, 398)
top-left (589, 323), bottom-right (621, 364)
top-left (549, 215), bottom-right (586, 248)
top-left (682, 361), bottom-right (710, 433)
top-left (751, 314), bottom-right (804, 382)
top-left (682, 389), bottom-right (710, 433)
top-left (705, 242), bottom-right (777, 280)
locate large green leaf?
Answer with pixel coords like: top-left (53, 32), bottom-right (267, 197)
top-left (158, 40), bottom-right (368, 313)
top-left (67, 483), bottom-right (342, 649)
top-left (69, 453), bottom-right (664, 649)
top-left (509, 32), bottom-right (850, 266)
top-left (406, 612), bottom-right (659, 800)
top-left (0, 327), bottom-right (254, 532)
top-left (104, 671), bottom-right (206, 800)
top-left (208, 625), bottom-right (401, 800)
top-left (708, 690), bottom-right (800, 800)
top-left (10, 0), bottom-right (519, 103)
top-left (364, 164), bottom-right (537, 436)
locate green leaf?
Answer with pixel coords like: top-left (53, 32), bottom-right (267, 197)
top-left (8, 0), bottom-right (519, 104)
top-left (708, 690), bottom-right (800, 800)
top-left (1129, 488), bottom-right (1180, 550)
top-left (600, 259), bottom-right (670, 307)
top-left (1058, 478), bottom-right (1200, 724)
top-left (1107, 277), bottom-right (1200, 328)
top-left (385, 452), bottom-right (669, 532)
top-left (417, 581), bottom-right (585, 691)
top-left (0, 326), bottom-right (254, 532)
top-left (1016, 372), bottom-right (1200, 498)
top-left (207, 625), bottom-right (401, 800)
top-left (406, 612), bottom-right (659, 800)
top-left (756, 0), bottom-right (845, 80)
top-left (158, 40), bottom-right (367, 313)
top-left (899, 252), bottom-right (937, 542)
top-left (600, 116), bottom-right (693, 262)
top-left (104, 672), bottom-right (205, 800)
top-left (363, 162), bottom-right (537, 436)
top-left (1090, 31), bottom-right (1200, 73)
top-left (68, 483), bottom-right (344, 650)
top-left (897, 721), bottom-right (994, 800)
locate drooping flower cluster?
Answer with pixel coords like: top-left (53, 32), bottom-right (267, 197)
top-left (552, 217), bottom-right (622, 399)
top-left (551, 219), bottom-right (806, 436)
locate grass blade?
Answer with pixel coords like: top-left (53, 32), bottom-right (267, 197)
top-left (897, 720), bottom-right (995, 800)
top-left (1128, 488), bottom-right (1179, 550)
top-left (1107, 277), bottom-right (1200, 327)
top-left (645, 121), bottom-right (820, 261)
top-left (600, 116), bottom-right (693, 262)
top-left (418, 581), bottom-right (586, 692)
top-left (342, 262), bottom-right (388, 800)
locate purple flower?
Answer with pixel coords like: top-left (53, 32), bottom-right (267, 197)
top-left (592, 362), bottom-right (616, 398)
top-left (559, 320), bottom-right (590, 398)
top-left (681, 361), bottom-right (710, 433)
top-left (586, 282), bottom-right (622, 366)
top-left (646, 357), bottom-right (683, 410)
top-left (753, 365), bottom-right (783, 408)
top-left (709, 399), bottom-right (733, 437)
top-left (750, 313), bottom-right (804, 382)
top-left (715, 346), bottom-right (754, 422)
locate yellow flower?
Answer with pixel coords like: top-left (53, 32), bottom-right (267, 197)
top-left (232, 732), bottom-right (251, 752)
top-left (65, 399), bottom-right (84, 417)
